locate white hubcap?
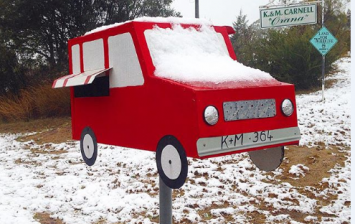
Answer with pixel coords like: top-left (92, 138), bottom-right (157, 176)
top-left (161, 145), bottom-right (182, 180)
top-left (83, 134), bottom-right (94, 159)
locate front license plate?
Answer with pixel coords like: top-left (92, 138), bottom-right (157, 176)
top-left (221, 130), bottom-right (274, 150)
top-left (196, 127), bottom-right (301, 157)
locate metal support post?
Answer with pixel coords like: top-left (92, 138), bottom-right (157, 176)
top-left (195, 0), bottom-right (199, 18)
top-left (321, 0), bottom-right (324, 25)
top-left (321, 0), bottom-right (325, 102)
top-left (159, 177), bottom-right (172, 224)
top-left (322, 55), bottom-right (325, 102)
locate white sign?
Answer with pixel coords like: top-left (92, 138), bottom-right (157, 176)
top-left (260, 4), bottom-right (317, 28)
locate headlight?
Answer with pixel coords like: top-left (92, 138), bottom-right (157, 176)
top-left (281, 99), bottom-right (294, 116)
top-left (204, 106), bottom-right (219, 125)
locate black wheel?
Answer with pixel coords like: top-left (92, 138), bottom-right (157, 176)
top-left (248, 146), bottom-right (284, 171)
top-left (80, 127), bottom-right (98, 166)
top-left (156, 135), bottom-right (188, 189)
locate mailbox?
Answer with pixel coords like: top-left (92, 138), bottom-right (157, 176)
top-left (53, 17), bottom-right (301, 189)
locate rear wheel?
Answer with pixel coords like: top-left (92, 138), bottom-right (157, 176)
top-left (248, 146), bottom-right (284, 171)
top-left (80, 127), bottom-right (98, 166)
top-left (156, 136), bottom-right (188, 189)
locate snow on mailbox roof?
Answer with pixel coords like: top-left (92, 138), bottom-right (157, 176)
top-left (86, 17), bottom-right (276, 85)
top-left (86, 16), bottom-right (212, 35)
top-left (145, 23), bottom-right (276, 85)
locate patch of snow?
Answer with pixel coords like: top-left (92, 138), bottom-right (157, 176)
top-left (296, 57), bottom-right (351, 147)
top-left (304, 215), bottom-right (318, 222)
top-left (289, 164), bottom-right (309, 178)
top-left (266, 214), bottom-right (290, 222)
top-left (318, 157), bottom-right (351, 223)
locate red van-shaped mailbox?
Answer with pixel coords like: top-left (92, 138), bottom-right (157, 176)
top-left (53, 17), bottom-right (301, 189)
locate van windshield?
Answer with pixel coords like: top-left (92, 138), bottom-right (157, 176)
top-left (144, 24), bottom-right (275, 85)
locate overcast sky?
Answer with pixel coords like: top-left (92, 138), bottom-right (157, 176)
top-left (171, 0), bottom-right (351, 27)
top-left (171, 0), bottom-right (271, 26)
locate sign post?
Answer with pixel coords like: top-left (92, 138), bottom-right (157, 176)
top-left (195, 0), bottom-right (199, 18)
top-left (310, 26), bottom-right (338, 101)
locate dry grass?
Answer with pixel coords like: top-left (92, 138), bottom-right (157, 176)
top-left (0, 117), bottom-right (72, 144)
top-left (257, 144), bottom-right (350, 223)
top-left (0, 116), bottom-right (71, 134)
top-left (18, 121), bottom-right (72, 144)
top-left (33, 212), bottom-right (64, 224)
top-left (0, 83), bottom-right (70, 122)
top-left (267, 145), bottom-right (348, 188)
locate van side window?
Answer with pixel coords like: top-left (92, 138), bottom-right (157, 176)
top-left (71, 44), bottom-right (80, 74)
top-left (74, 38), bottom-right (109, 98)
top-left (83, 39), bottom-right (105, 71)
top-left (108, 33), bottom-right (144, 88)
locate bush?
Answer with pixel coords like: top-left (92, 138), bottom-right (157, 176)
top-left (0, 83), bottom-right (70, 122)
top-left (252, 27), bottom-right (327, 90)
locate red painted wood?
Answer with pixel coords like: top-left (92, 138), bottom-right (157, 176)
top-left (65, 21), bottom-right (300, 159)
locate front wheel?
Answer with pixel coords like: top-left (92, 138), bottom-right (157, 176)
top-left (248, 146), bottom-right (284, 171)
top-left (80, 127), bottom-right (98, 166)
top-left (156, 136), bottom-right (188, 189)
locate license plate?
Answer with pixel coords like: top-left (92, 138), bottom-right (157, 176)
top-left (197, 127), bottom-right (301, 157)
top-left (221, 130), bottom-right (274, 150)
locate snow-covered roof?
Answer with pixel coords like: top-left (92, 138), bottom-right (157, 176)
top-left (86, 16), bottom-right (274, 84)
top-left (145, 23), bottom-right (275, 84)
top-left (86, 16), bottom-right (213, 35)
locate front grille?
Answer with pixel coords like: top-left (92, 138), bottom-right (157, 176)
top-left (223, 99), bottom-right (276, 121)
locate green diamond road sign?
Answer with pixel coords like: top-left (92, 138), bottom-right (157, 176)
top-left (310, 26), bottom-right (338, 56)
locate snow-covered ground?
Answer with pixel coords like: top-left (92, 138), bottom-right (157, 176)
top-left (297, 57), bottom-right (351, 147)
top-left (0, 57), bottom-right (351, 224)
